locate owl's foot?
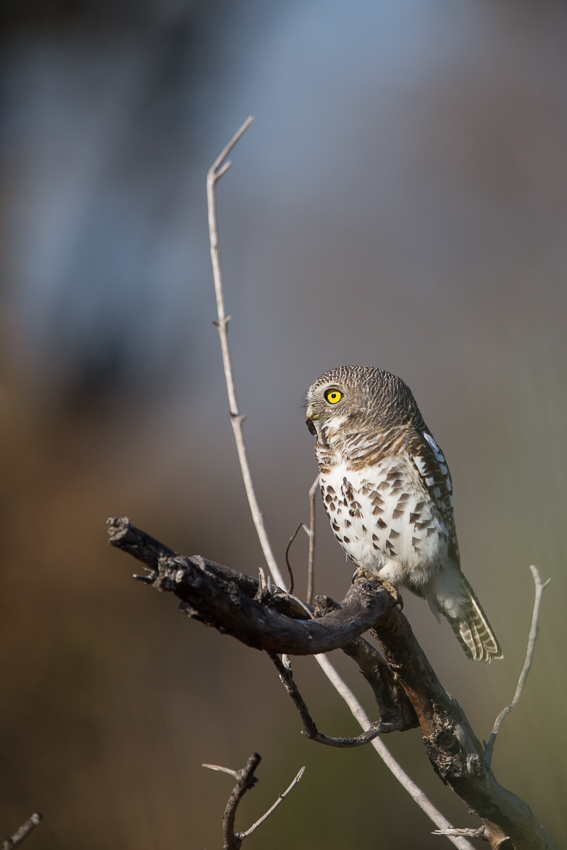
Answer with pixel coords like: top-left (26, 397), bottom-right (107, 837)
top-left (352, 566), bottom-right (379, 585)
top-left (378, 578), bottom-right (404, 610)
top-left (352, 568), bottom-right (403, 609)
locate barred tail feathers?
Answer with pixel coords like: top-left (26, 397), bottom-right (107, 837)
top-left (448, 577), bottom-right (502, 663)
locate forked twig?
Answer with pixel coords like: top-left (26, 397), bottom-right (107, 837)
top-left (2, 813), bottom-right (42, 850)
top-left (204, 754), bottom-right (304, 849)
top-left (206, 119), bottom-right (474, 850)
top-left (484, 565), bottom-right (551, 767)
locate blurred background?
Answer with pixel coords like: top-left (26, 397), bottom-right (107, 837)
top-left (1, 0), bottom-right (566, 847)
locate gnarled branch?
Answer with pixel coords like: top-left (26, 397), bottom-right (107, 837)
top-left (109, 517), bottom-right (556, 850)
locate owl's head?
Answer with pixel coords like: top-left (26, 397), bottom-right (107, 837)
top-left (305, 365), bottom-right (423, 444)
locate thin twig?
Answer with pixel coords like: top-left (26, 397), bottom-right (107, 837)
top-left (206, 753), bottom-right (304, 849)
top-left (306, 475), bottom-right (318, 604)
top-left (239, 766), bottom-right (305, 839)
top-left (206, 120), bottom-right (472, 850)
top-left (484, 566), bottom-right (551, 768)
top-left (206, 115), bottom-right (286, 590)
top-left (203, 764), bottom-right (240, 779)
top-left (2, 814), bottom-right (42, 850)
top-left (285, 524), bottom-right (303, 596)
top-left (433, 828), bottom-right (485, 839)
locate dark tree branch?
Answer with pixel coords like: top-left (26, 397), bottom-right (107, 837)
top-left (220, 753), bottom-right (260, 850)
top-left (271, 652), bottom-right (388, 747)
top-left (107, 517), bottom-right (393, 655)
top-left (2, 814), bottom-right (42, 850)
top-left (370, 614), bottom-right (554, 850)
top-left (108, 517), bottom-right (556, 850)
top-left (203, 754), bottom-right (304, 849)
top-left (314, 594), bottom-right (418, 732)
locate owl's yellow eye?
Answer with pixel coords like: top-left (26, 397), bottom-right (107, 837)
top-left (325, 389), bottom-right (343, 404)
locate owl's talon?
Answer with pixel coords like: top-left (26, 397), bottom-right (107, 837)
top-left (378, 578), bottom-right (403, 609)
top-left (352, 567), bottom-right (379, 585)
top-left (352, 569), bottom-right (403, 609)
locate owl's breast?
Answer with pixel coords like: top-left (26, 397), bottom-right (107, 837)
top-left (319, 455), bottom-right (451, 587)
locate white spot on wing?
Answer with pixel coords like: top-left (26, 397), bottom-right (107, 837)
top-left (423, 432), bottom-right (445, 463)
top-left (414, 457), bottom-right (428, 477)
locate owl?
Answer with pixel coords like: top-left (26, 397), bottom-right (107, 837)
top-left (305, 365), bottom-right (502, 663)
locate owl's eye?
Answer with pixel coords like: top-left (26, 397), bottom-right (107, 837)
top-left (325, 389), bottom-right (343, 404)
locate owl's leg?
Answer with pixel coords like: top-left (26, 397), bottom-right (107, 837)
top-left (352, 566), bottom-right (403, 609)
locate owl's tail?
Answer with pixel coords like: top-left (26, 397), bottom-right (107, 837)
top-left (448, 577), bottom-right (503, 663)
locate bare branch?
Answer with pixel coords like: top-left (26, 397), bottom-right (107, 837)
top-left (221, 753), bottom-right (260, 850)
top-left (272, 601), bottom-right (418, 742)
top-left (239, 766), bottom-right (305, 839)
top-left (2, 814), bottom-right (42, 850)
top-left (285, 523), bottom-right (303, 595)
top-left (203, 764), bottom-right (240, 779)
top-left (271, 652), bottom-right (386, 747)
top-left (484, 566), bottom-right (551, 768)
top-left (206, 753), bottom-right (304, 850)
top-left (312, 654), bottom-right (476, 850)
top-left (306, 475), bottom-right (318, 604)
top-left (201, 125), bottom-right (556, 850)
top-left (433, 828), bottom-right (485, 838)
top-left (110, 521), bottom-right (556, 849)
top-left (108, 517), bottom-right (392, 654)
top-left (204, 122), bottom-right (460, 840)
top-left (339, 634), bottom-right (418, 732)
top-left (206, 116), bottom-right (286, 590)
top-left (209, 117), bottom-right (254, 184)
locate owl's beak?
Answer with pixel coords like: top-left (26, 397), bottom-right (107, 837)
top-left (305, 405), bottom-right (318, 436)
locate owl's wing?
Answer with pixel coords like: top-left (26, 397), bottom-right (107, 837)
top-left (406, 429), bottom-right (460, 568)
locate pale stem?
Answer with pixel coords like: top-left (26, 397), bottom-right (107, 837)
top-left (203, 764), bottom-right (240, 779)
top-left (305, 475), bottom-right (318, 604)
top-left (484, 565), bottom-right (551, 767)
top-left (240, 766), bottom-right (306, 839)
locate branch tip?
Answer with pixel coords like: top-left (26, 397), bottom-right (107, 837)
top-left (2, 813), bottom-right (42, 850)
top-left (484, 564), bottom-right (551, 767)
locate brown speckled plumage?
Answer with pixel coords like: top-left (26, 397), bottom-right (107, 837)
top-left (305, 365), bottom-right (502, 663)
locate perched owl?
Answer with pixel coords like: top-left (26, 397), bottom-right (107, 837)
top-left (305, 365), bottom-right (502, 663)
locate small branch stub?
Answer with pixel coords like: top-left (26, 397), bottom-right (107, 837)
top-left (2, 814), bottom-right (42, 850)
